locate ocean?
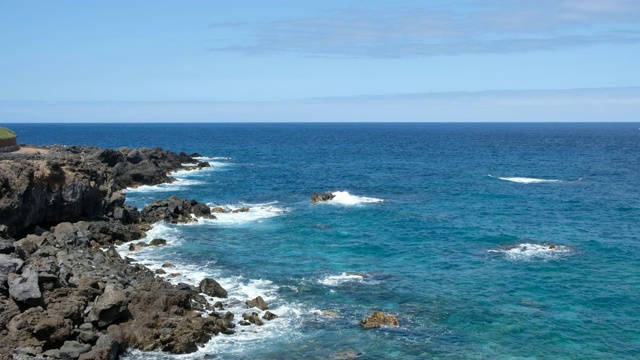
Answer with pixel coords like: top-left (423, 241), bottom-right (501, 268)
top-left (9, 122), bottom-right (640, 359)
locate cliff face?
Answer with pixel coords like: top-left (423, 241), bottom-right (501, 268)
top-left (0, 155), bottom-right (122, 237)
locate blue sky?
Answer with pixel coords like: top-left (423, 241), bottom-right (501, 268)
top-left (1, 0), bottom-right (639, 122)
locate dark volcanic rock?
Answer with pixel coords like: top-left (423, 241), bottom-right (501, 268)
top-left (311, 192), bottom-right (336, 203)
top-left (246, 296), bottom-right (268, 311)
top-left (199, 278), bottom-right (228, 298)
top-left (141, 196), bottom-right (215, 224)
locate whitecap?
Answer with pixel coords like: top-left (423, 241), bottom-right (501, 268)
top-left (488, 174), bottom-right (561, 184)
top-left (488, 243), bottom-right (573, 261)
top-left (198, 202), bottom-right (288, 226)
top-left (326, 191), bottom-right (384, 206)
top-left (319, 272), bottom-right (378, 286)
top-left (123, 178), bottom-right (204, 194)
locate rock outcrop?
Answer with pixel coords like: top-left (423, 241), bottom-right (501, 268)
top-left (311, 192), bottom-right (336, 203)
top-left (359, 311), bottom-right (399, 329)
top-left (0, 145), bottom-right (232, 360)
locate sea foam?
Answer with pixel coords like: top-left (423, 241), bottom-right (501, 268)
top-left (488, 243), bottom-right (573, 261)
top-left (488, 175), bottom-right (560, 184)
top-left (326, 191), bottom-right (384, 206)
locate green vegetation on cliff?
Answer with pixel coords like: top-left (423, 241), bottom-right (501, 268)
top-left (0, 127), bottom-right (16, 139)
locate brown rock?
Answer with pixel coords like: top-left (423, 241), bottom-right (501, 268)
top-left (246, 296), bottom-right (268, 311)
top-left (360, 311), bottom-right (399, 329)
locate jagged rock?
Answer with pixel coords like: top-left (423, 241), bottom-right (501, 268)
top-left (88, 283), bottom-right (128, 328)
top-left (311, 192), bottom-right (336, 203)
top-left (149, 238), bottom-right (167, 246)
top-left (8, 266), bottom-right (41, 305)
top-left (140, 196), bottom-right (215, 224)
top-left (0, 253), bottom-right (24, 274)
top-left (246, 296), bottom-right (268, 310)
top-left (359, 311), bottom-right (399, 329)
top-left (199, 278), bottom-right (228, 298)
top-left (60, 340), bottom-right (92, 359)
top-left (262, 311), bottom-right (278, 320)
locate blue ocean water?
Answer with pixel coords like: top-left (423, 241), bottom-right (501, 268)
top-left (9, 122), bottom-right (640, 359)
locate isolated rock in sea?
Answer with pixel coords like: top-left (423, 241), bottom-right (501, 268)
top-left (199, 278), bottom-right (228, 298)
top-left (242, 312), bottom-right (264, 326)
top-left (262, 311), bottom-right (278, 320)
top-left (359, 311), bottom-right (399, 329)
top-left (149, 238), bottom-right (167, 246)
top-left (311, 192), bottom-right (336, 203)
top-left (246, 296), bottom-right (269, 310)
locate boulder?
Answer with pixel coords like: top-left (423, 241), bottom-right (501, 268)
top-left (262, 311), bottom-right (278, 320)
top-left (149, 238), bottom-right (167, 246)
top-left (311, 192), bottom-right (336, 203)
top-left (8, 266), bottom-right (42, 305)
top-left (0, 253), bottom-right (24, 274)
top-left (199, 278), bottom-right (227, 298)
top-left (359, 311), bottom-right (399, 329)
top-left (242, 312), bottom-right (264, 326)
top-left (60, 340), bottom-right (92, 359)
top-left (0, 238), bottom-right (15, 254)
top-left (246, 296), bottom-right (268, 310)
top-left (88, 283), bottom-right (128, 328)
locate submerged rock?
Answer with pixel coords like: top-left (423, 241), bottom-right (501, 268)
top-left (360, 311), bottom-right (399, 329)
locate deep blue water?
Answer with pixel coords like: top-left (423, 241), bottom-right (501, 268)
top-left (8, 123), bottom-right (640, 359)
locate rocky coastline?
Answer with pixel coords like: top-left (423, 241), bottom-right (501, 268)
top-left (0, 145), bottom-right (261, 359)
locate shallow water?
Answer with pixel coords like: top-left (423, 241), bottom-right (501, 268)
top-left (12, 122), bottom-right (640, 359)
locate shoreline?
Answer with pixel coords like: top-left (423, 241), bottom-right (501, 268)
top-left (0, 144), bottom-right (274, 359)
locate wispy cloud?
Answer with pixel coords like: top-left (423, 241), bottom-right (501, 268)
top-left (4, 87), bottom-right (640, 122)
top-left (209, 0), bottom-right (640, 57)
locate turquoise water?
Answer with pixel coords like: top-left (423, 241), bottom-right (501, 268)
top-left (12, 123), bottom-right (640, 359)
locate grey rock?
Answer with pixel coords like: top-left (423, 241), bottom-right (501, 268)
top-left (262, 311), bottom-right (278, 320)
top-left (0, 253), bottom-right (24, 274)
top-left (88, 283), bottom-right (128, 328)
top-left (311, 192), bottom-right (336, 203)
top-left (60, 340), bottom-right (92, 359)
top-left (8, 266), bottom-right (41, 305)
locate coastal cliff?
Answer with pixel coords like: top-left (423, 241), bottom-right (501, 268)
top-left (0, 145), bottom-right (232, 359)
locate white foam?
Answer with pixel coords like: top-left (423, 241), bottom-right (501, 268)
top-left (488, 174), bottom-right (560, 184)
top-left (318, 272), bottom-right (380, 286)
top-left (170, 161), bottom-right (229, 178)
top-left (488, 243), bottom-right (573, 261)
top-left (202, 202), bottom-right (288, 226)
top-left (326, 191), bottom-right (384, 206)
top-left (123, 178), bottom-right (204, 194)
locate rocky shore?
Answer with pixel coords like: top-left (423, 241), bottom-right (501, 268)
top-left (0, 145), bottom-right (252, 359)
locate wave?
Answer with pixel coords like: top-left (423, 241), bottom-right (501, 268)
top-left (326, 191), bottom-right (384, 206)
top-left (488, 174), bottom-right (561, 184)
top-left (488, 243), bottom-right (573, 261)
top-left (123, 178), bottom-right (204, 194)
top-left (319, 272), bottom-right (380, 286)
top-left (170, 161), bottom-right (230, 178)
top-left (196, 202), bottom-right (288, 226)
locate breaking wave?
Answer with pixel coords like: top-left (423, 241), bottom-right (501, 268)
top-left (488, 243), bottom-right (574, 261)
top-left (327, 191), bottom-right (384, 206)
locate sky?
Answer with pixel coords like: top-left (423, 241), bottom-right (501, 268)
top-left (1, 0), bottom-right (639, 122)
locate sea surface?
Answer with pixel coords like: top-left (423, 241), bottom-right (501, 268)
top-left (9, 122), bottom-right (640, 359)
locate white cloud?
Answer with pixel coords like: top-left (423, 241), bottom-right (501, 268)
top-left (209, 1), bottom-right (640, 57)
